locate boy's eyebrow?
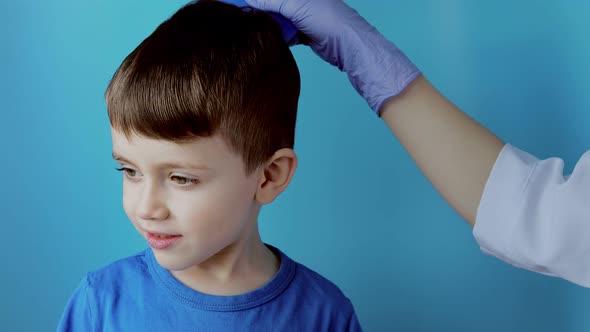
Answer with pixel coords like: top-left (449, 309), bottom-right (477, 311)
top-left (112, 152), bottom-right (131, 164)
top-left (112, 152), bottom-right (210, 170)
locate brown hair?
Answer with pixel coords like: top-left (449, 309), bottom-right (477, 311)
top-left (105, 0), bottom-right (300, 174)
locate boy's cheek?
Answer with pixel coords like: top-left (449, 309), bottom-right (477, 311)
top-left (121, 187), bottom-right (140, 219)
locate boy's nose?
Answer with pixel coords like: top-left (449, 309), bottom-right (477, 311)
top-left (135, 184), bottom-right (170, 221)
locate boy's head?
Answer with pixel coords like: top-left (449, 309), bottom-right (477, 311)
top-left (106, 0), bottom-right (300, 175)
top-left (107, 0), bottom-right (300, 272)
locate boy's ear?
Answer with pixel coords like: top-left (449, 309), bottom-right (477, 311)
top-left (255, 148), bottom-right (298, 204)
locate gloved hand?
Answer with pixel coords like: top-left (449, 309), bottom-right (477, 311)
top-left (218, 0), bottom-right (301, 45)
top-left (244, 0), bottom-right (421, 114)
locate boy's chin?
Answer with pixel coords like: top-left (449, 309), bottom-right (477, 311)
top-left (152, 250), bottom-right (205, 272)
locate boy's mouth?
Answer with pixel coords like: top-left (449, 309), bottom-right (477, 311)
top-left (143, 228), bottom-right (181, 238)
top-left (145, 231), bottom-right (183, 250)
top-left (151, 232), bottom-right (178, 238)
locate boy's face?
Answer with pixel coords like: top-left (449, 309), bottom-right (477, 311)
top-left (111, 128), bottom-right (261, 271)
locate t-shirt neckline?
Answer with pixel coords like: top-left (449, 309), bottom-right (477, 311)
top-left (145, 244), bottom-right (296, 311)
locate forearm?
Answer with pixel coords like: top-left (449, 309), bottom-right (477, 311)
top-left (380, 75), bottom-right (504, 226)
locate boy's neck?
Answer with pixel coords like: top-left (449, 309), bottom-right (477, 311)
top-left (170, 224), bottom-right (280, 296)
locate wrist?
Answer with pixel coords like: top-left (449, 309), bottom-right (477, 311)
top-left (344, 26), bottom-right (421, 113)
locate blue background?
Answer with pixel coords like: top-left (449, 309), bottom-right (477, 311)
top-left (2, 0), bottom-right (590, 331)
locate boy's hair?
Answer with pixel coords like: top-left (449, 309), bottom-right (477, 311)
top-left (105, 0), bottom-right (300, 174)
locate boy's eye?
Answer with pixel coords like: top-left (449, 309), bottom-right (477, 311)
top-left (170, 175), bottom-right (199, 186)
top-left (115, 167), bottom-right (138, 178)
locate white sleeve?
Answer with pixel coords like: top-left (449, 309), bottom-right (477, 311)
top-left (473, 143), bottom-right (590, 287)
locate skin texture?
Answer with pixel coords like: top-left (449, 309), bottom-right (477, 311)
top-left (380, 75), bottom-right (505, 226)
top-left (111, 128), bottom-right (297, 295)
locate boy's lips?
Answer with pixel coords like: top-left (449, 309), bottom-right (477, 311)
top-left (144, 230), bottom-right (183, 250)
top-left (146, 230), bottom-right (181, 237)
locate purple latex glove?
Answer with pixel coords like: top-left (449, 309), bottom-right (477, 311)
top-left (244, 0), bottom-right (421, 114)
top-left (218, 0), bottom-right (301, 45)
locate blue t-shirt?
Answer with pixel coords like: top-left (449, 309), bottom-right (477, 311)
top-left (57, 246), bottom-right (362, 331)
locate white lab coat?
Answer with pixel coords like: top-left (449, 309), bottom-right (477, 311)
top-left (473, 144), bottom-right (590, 287)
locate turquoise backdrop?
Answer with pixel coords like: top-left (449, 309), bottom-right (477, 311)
top-left (2, 0), bottom-right (590, 330)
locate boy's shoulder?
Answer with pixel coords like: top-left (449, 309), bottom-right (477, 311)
top-left (273, 247), bottom-right (361, 329)
top-left (291, 259), bottom-right (350, 301)
top-left (277, 247), bottom-right (353, 310)
top-left (84, 250), bottom-right (151, 289)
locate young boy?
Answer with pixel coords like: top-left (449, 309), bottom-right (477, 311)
top-left (57, 1), bottom-right (362, 330)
